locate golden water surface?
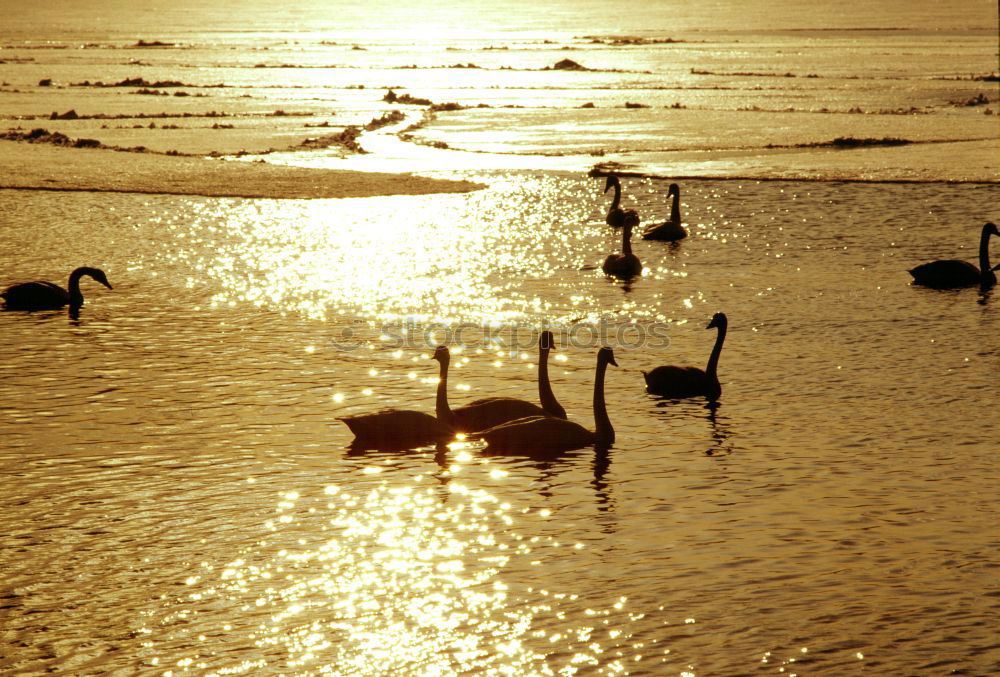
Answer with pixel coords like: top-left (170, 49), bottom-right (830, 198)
top-left (1, 176), bottom-right (998, 674)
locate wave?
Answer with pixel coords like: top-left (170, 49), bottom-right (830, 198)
top-left (420, 134), bottom-right (993, 159)
top-left (586, 162), bottom-right (1000, 185)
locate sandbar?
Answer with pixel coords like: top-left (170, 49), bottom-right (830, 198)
top-left (0, 141), bottom-right (483, 199)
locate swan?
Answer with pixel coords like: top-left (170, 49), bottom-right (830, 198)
top-left (1, 266), bottom-right (112, 310)
top-left (338, 346), bottom-right (455, 449)
top-left (473, 346), bottom-right (617, 453)
top-left (602, 211), bottom-right (643, 278)
top-left (642, 183), bottom-right (688, 241)
top-left (452, 330), bottom-right (567, 432)
top-left (603, 175), bottom-right (639, 229)
top-left (909, 222), bottom-right (999, 289)
top-left (644, 313), bottom-right (727, 402)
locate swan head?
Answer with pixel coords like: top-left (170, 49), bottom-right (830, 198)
top-left (668, 183), bottom-right (679, 196)
top-left (599, 346), bottom-right (618, 367)
top-left (623, 211), bottom-right (639, 231)
top-left (77, 266), bottom-right (113, 289)
top-left (706, 312), bottom-right (727, 330)
top-left (432, 345), bottom-right (450, 364)
top-left (603, 175), bottom-right (619, 193)
top-left (539, 330), bottom-right (556, 351)
top-left (984, 222), bottom-right (999, 238)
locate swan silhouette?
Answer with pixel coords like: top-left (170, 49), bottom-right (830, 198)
top-left (452, 330), bottom-right (567, 432)
top-left (338, 346), bottom-right (455, 449)
top-left (644, 313), bottom-right (727, 402)
top-left (642, 183), bottom-right (688, 241)
top-left (604, 175), bottom-right (639, 229)
top-left (1, 267), bottom-right (112, 310)
top-left (602, 211), bottom-right (643, 278)
top-left (909, 222), bottom-right (999, 289)
top-left (472, 346), bottom-right (617, 453)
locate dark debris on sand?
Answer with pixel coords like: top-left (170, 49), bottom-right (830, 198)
top-left (2, 127), bottom-right (122, 151)
top-left (293, 127), bottom-right (365, 154)
top-left (70, 77), bottom-right (224, 89)
top-left (765, 136), bottom-right (913, 149)
top-left (548, 58), bottom-right (589, 71)
top-left (133, 40), bottom-right (176, 48)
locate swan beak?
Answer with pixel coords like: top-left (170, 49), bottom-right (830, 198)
top-left (102, 281), bottom-right (113, 290)
top-left (609, 355), bottom-right (619, 367)
top-left (603, 176), bottom-right (613, 193)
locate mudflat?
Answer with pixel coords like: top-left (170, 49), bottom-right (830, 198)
top-left (0, 141), bottom-right (482, 199)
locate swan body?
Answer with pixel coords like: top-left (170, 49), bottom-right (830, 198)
top-left (602, 212), bottom-right (642, 278)
top-left (644, 313), bottom-right (727, 402)
top-left (338, 346), bottom-right (455, 449)
top-left (909, 222), bottom-right (998, 289)
top-left (642, 183), bottom-right (688, 241)
top-left (476, 415), bottom-right (599, 453)
top-left (1, 266), bottom-right (112, 310)
top-left (909, 260), bottom-right (980, 287)
top-left (338, 409), bottom-right (453, 449)
top-left (452, 330), bottom-right (567, 432)
top-left (604, 175), bottom-right (639, 229)
top-left (475, 347), bottom-right (617, 452)
top-left (454, 398), bottom-right (548, 432)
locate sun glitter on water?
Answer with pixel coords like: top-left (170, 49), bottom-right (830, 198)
top-left (144, 469), bottom-right (667, 675)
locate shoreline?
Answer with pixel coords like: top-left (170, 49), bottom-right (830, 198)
top-left (585, 171), bottom-right (1000, 185)
top-left (0, 141), bottom-right (484, 199)
top-left (2, 139), bottom-right (994, 203)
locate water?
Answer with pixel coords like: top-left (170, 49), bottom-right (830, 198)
top-left (2, 1), bottom-right (999, 675)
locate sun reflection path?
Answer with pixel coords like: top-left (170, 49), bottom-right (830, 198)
top-left (147, 471), bottom-right (666, 675)
top-left (147, 176), bottom-right (674, 327)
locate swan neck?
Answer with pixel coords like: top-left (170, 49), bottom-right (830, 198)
top-left (593, 358), bottom-right (614, 444)
top-left (706, 323), bottom-right (727, 378)
top-left (979, 227), bottom-right (993, 276)
top-left (609, 182), bottom-right (621, 211)
top-left (435, 358), bottom-right (456, 426)
top-left (670, 190), bottom-right (681, 225)
top-left (622, 225), bottom-right (633, 255)
top-left (68, 269), bottom-right (85, 305)
top-left (537, 348), bottom-right (566, 418)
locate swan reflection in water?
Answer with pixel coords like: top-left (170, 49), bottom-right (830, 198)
top-left (649, 398), bottom-right (734, 457)
top-left (344, 437), bottom-right (615, 511)
top-left (346, 436), bottom-right (452, 463)
top-left (344, 441), bottom-right (454, 501)
top-left (476, 443), bottom-right (614, 511)
top-left (346, 439), bottom-right (451, 467)
top-left (705, 406), bottom-right (735, 457)
top-left (591, 445), bottom-right (614, 513)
